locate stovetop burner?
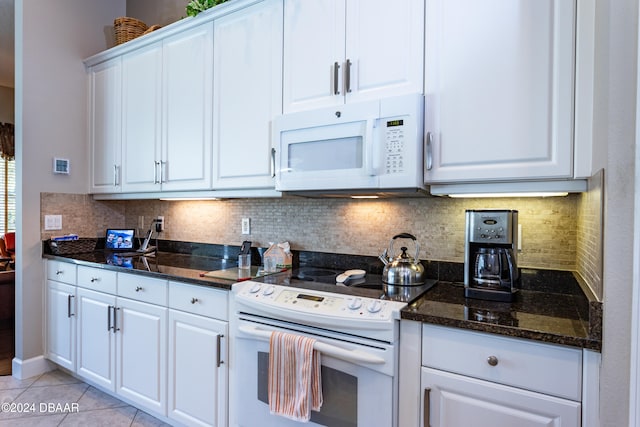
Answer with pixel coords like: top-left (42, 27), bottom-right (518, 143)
top-left (292, 268), bottom-right (339, 281)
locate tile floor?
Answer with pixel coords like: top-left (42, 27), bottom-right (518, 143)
top-left (0, 370), bottom-right (171, 426)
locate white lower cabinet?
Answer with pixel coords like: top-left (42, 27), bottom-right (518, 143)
top-left (45, 261), bottom-right (78, 371)
top-left (76, 287), bottom-right (116, 391)
top-left (168, 281), bottom-right (228, 427)
top-left (421, 324), bottom-right (582, 427)
top-left (421, 368), bottom-right (580, 427)
top-left (46, 262), bottom-right (230, 426)
top-left (116, 297), bottom-right (167, 415)
top-left (45, 280), bottom-right (77, 371)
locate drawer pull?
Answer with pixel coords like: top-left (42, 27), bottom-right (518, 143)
top-left (191, 298), bottom-right (199, 304)
top-left (56, 270), bottom-right (63, 275)
top-left (135, 286), bottom-right (143, 292)
top-left (90, 277), bottom-right (99, 283)
top-left (487, 355), bottom-right (499, 366)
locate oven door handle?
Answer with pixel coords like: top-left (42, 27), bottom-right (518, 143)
top-left (238, 325), bottom-right (386, 365)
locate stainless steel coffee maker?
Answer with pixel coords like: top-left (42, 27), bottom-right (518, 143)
top-left (464, 210), bottom-right (519, 302)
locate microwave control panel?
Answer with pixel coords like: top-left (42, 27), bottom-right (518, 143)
top-left (384, 118), bottom-right (407, 174)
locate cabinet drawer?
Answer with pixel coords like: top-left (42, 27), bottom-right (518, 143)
top-left (77, 265), bottom-right (117, 294)
top-left (168, 281), bottom-right (228, 320)
top-left (46, 260), bottom-right (77, 284)
top-left (118, 273), bottom-right (167, 305)
top-left (422, 324), bottom-right (582, 401)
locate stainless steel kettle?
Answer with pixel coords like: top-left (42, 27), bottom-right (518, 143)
top-left (379, 233), bottom-right (425, 285)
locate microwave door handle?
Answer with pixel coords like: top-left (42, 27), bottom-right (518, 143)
top-left (238, 324), bottom-right (385, 365)
top-left (365, 118), bottom-right (379, 176)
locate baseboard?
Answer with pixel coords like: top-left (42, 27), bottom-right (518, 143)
top-left (11, 355), bottom-right (55, 380)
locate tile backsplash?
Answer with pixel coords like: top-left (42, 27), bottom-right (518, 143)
top-left (42, 192), bottom-right (581, 270)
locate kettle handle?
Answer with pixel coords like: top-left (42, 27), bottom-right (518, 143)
top-left (392, 233), bottom-right (416, 241)
top-left (390, 233), bottom-right (420, 260)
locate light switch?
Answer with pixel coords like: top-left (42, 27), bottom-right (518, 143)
top-left (45, 215), bottom-right (62, 231)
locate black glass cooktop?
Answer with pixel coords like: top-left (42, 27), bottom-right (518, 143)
top-left (282, 267), bottom-right (437, 303)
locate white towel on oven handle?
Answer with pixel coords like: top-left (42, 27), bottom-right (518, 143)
top-left (268, 331), bottom-right (323, 421)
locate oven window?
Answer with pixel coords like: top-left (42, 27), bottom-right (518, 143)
top-left (288, 137), bottom-right (363, 172)
top-left (258, 352), bottom-right (357, 427)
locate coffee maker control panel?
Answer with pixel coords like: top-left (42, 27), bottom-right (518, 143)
top-left (468, 211), bottom-right (514, 244)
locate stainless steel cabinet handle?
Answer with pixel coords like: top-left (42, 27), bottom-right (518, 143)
top-left (423, 388), bottom-right (431, 427)
top-left (271, 148), bottom-right (276, 178)
top-left (333, 62), bottom-right (340, 95)
top-left (90, 277), bottom-right (99, 283)
top-left (56, 270), bottom-right (63, 276)
top-left (345, 59), bottom-right (352, 93)
top-left (108, 305), bottom-right (113, 331)
top-left (135, 286), bottom-right (143, 292)
top-left (160, 160), bottom-right (166, 183)
top-left (113, 165), bottom-right (118, 186)
top-left (425, 132), bottom-right (433, 171)
top-left (191, 297), bottom-right (199, 304)
top-left (216, 334), bottom-right (224, 367)
top-left (67, 295), bottom-right (74, 318)
top-left (114, 307), bottom-right (120, 332)
top-left (487, 355), bottom-right (499, 366)
top-left (154, 161), bottom-right (160, 184)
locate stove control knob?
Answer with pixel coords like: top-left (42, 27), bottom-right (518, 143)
top-left (249, 283), bottom-right (262, 294)
top-left (367, 300), bottom-right (382, 313)
top-left (263, 285), bottom-right (275, 296)
top-left (348, 298), bottom-right (362, 310)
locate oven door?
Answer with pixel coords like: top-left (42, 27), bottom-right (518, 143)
top-left (230, 317), bottom-right (397, 427)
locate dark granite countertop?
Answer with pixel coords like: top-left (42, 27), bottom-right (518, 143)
top-left (43, 251), bottom-right (241, 290)
top-left (42, 240), bottom-right (602, 351)
top-left (402, 272), bottom-right (602, 351)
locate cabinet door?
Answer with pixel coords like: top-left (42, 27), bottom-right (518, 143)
top-left (345, 0), bottom-right (424, 104)
top-left (76, 288), bottom-right (117, 391)
top-left (424, 0), bottom-right (575, 183)
top-left (116, 297), bottom-right (167, 416)
top-left (121, 42), bottom-right (163, 192)
top-left (213, 0), bottom-right (283, 189)
top-left (168, 310), bottom-right (228, 427)
top-left (283, 0), bottom-right (346, 112)
top-left (162, 23), bottom-right (213, 191)
top-left (421, 367), bottom-right (580, 427)
top-left (45, 281), bottom-right (76, 371)
top-left (89, 58), bottom-right (122, 193)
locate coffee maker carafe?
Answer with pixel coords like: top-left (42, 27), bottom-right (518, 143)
top-left (464, 210), bottom-right (519, 301)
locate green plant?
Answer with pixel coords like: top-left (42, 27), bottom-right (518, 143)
top-left (186, 0), bottom-right (228, 17)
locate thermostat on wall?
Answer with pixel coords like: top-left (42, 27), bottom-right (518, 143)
top-left (53, 158), bottom-right (70, 175)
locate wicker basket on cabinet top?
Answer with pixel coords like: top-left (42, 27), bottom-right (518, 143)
top-left (114, 17), bottom-right (148, 45)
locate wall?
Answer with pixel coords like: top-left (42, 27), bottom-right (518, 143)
top-left (16, 0), bottom-right (126, 377)
top-left (0, 86), bottom-right (14, 123)
top-left (126, 0), bottom-right (186, 27)
top-left (595, 0), bottom-right (638, 425)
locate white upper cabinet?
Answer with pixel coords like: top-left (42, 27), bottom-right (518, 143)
top-left (282, 0), bottom-right (424, 113)
top-left (89, 58), bottom-right (121, 193)
top-left (424, 0), bottom-right (576, 184)
top-left (121, 42), bottom-right (163, 192)
top-left (121, 24), bottom-right (213, 193)
top-left (212, 0), bottom-right (283, 190)
top-left (162, 23), bottom-right (213, 192)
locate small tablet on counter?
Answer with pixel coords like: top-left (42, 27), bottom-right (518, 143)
top-left (104, 228), bottom-right (135, 250)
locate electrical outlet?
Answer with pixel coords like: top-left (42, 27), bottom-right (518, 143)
top-left (156, 216), bottom-right (165, 232)
top-left (241, 218), bottom-right (250, 234)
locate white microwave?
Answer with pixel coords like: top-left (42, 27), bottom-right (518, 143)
top-left (273, 93), bottom-right (426, 195)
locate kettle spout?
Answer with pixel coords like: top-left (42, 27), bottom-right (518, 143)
top-left (379, 249), bottom-right (389, 266)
